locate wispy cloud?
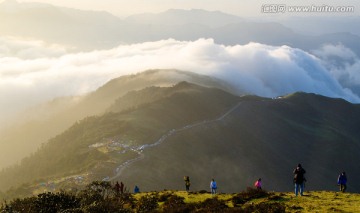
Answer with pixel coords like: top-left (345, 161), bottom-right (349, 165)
top-left (0, 36), bottom-right (67, 59)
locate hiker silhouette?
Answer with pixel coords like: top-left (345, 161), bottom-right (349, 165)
top-left (184, 176), bottom-right (190, 192)
top-left (337, 172), bottom-right (347, 192)
top-left (293, 163), bottom-right (306, 196)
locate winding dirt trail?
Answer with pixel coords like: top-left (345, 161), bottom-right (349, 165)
top-left (109, 102), bottom-right (242, 181)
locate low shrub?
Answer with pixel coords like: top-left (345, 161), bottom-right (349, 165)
top-left (135, 195), bottom-right (159, 213)
top-left (232, 187), bottom-right (270, 206)
top-left (162, 195), bottom-right (195, 213)
top-left (243, 202), bottom-right (286, 213)
top-left (158, 192), bottom-right (172, 202)
top-left (1, 197), bottom-right (37, 213)
top-left (196, 197), bottom-right (228, 213)
top-left (36, 191), bottom-right (80, 212)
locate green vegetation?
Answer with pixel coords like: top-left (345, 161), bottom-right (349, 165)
top-left (0, 81), bottom-right (239, 195)
top-left (2, 181), bottom-right (360, 212)
top-left (2, 79), bottom-right (360, 199)
top-left (0, 69), bottom-right (235, 170)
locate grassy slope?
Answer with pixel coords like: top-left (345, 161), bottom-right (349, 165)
top-left (0, 69), bottom-right (236, 169)
top-left (118, 93), bottom-right (360, 193)
top-left (135, 190), bottom-right (360, 212)
top-left (2, 82), bottom-right (360, 198)
top-left (0, 82), bottom-right (239, 193)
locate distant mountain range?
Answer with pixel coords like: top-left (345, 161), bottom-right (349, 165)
top-left (1, 70), bottom-right (360, 198)
top-left (123, 8), bottom-right (245, 28)
top-left (1, 0), bottom-right (359, 56)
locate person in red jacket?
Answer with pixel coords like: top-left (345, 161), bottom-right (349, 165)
top-left (254, 178), bottom-right (262, 190)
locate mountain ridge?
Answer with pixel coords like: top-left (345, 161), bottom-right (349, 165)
top-left (0, 69), bottom-right (237, 169)
top-left (1, 81), bottom-right (360, 198)
top-left (123, 8), bottom-right (244, 28)
top-left (0, 81), bottom-right (240, 194)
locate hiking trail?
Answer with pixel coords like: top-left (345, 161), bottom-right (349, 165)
top-left (109, 102), bottom-right (242, 180)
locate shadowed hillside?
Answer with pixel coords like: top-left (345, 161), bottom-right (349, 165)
top-left (118, 93), bottom-right (360, 193)
top-left (1, 82), bottom-right (360, 199)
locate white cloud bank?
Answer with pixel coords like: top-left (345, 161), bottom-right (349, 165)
top-left (312, 43), bottom-right (360, 90)
top-left (1, 37), bottom-right (359, 123)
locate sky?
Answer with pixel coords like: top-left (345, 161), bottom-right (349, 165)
top-left (12, 0), bottom-right (360, 17)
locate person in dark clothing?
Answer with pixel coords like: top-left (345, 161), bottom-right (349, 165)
top-left (114, 181), bottom-right (121, 195)
top-left (120, 182), bottom-right (124, 194)
top-left (293, 163), bottom-right (306, 196)
top-left (337, 172), bottom-right (347, 192)
top-left (184, 176), bottom-right (191, 192)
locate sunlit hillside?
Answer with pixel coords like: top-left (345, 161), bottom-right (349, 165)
top-left (0, 69), bottom-right (236, 169)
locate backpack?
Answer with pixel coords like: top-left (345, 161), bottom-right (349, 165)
top-left (294, 168), bottom-right (305, 183)
top-left (211, 181), bottom-right (217, 189)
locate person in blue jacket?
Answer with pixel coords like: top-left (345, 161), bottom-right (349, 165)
top-left (134, 185), bottom-right (140, 193)
top-left (210, 179), bottom-right (217, 195)
top-left (337, 172), bottom-right (347, 192)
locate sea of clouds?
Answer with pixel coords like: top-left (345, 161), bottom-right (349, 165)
top-left (1, 36), bottom-right (360, 124)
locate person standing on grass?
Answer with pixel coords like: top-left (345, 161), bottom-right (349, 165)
top-left (134, 185), bottom-right (140, 193)
top-left (293, 163), bottom-right (306, 196)
top-left (337, 172), bottom-right (347, 192)
top-left (114, 181), bottom-right (121, 195)
top-left (120, 181), bottom-right (124, 194)
top-left (184, 176), bottom-right (191, 192)
top-left (255, 178), bottom-right (262, 190)
top-left (210, 179), bottom-right (217, 195)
